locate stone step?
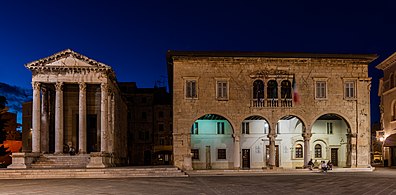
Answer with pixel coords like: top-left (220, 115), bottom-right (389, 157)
top-left (0, 167), bottom-right (187, 179)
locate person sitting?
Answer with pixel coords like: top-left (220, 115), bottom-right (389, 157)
top-left (307, 159), bottom-right (314, 170)
top-left (320, 161), bottom-right (328, 172)
top-left (327, 161), bottom-right (333, 170)
top-left (69, 146), bottom-right (76, 155)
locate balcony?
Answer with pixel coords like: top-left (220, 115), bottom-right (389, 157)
top-left (251, 98), bottom-right (293, 108)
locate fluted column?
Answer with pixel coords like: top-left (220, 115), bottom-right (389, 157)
top-left (32, 82), bottom-right (41, 153)
top-left (100, 83), bottom-right (108, 153)
top-left (233, 135), bottom-right (241, 169)
top-left (303, 131), bottom-right (312, 167)
top-left (107, 91), bottom-right (114, 153)
top-left (78, 82), bottom-right (87, 154)
top-left (54, 82), bottom-right (64, 154)
top-left (40, 86), bottom-right (49, 153)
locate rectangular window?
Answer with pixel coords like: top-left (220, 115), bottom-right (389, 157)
top-left (186, 80), bottom-right (197, 99)
top-left (217, 122), bottom-right (225, 134)
top-left (316, 81), bottom-right (327, 98)
top-left (217, 81), bottom-right (228, 100)
top-left (218, 149), bottom-right (226, 159)
top-left (191, 122), bottom-right (198, 134)
top-left (345, 81), bottom-right (355, 98)
top-left (327, 122), bottom-right (333, 134)
top-left (242, 122), bottom-right (249, 134)
top-left (191, 149), bottom-right (199, 160)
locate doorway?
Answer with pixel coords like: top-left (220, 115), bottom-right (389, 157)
top-left (242, 149), bottom-right (250, 169)
top-left (331, 148), bottom-right (338, 166)
top-left (206, 146), bottom-right (211, 169)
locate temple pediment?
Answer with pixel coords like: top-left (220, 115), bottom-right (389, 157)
top-left (25, 49), bottom-right (112, 71)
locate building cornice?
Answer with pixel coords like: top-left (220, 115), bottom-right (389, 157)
top-left (376, 52), bottom-right (396, 70)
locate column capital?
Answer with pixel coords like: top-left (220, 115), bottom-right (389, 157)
top-left (55, 82), bottom-right (63, 91)
top-left (32, 82), bottom-right (41, 90)
top-left (267, 133), bottom-right (277, 141)
top-left (302, 132), bottom-right (312, 141)
top-left (232, 134), bottom-right (240, 141)
top-left (101, 83), bottom-right (108, 91)
top-left (79, 82), bottom-right (86, 91)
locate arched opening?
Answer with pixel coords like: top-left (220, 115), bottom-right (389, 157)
top-left (312, 113), bottom-right (351, 167)
top-left (252, 80), bottom-right (264, 107)
top-left (281, 80), bottom-right (292, 107)
top-left (190, 114), bottom-right (234, 170)
top-left (267, 80), bottom-right (278, 107)
top-left (240, 115), bottom-right (269, 169)
top-left (277, 115), bottom-right (305, 168)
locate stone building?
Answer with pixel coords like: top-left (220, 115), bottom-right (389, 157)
top-left (9, 49), bottom-right (128, 169)
top-left (119, 82), bottom-right (173, 165)
top-left (167, 51), bottom-right (376, 170)
top-left (376, 52), bottom-right (396, 166)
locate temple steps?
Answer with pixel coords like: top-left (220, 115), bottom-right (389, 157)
top-left (0, 166), bottom-right (187, 179)
top-left (30, 155), bottom-right (90, 169)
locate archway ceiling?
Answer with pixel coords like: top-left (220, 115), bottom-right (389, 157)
top-left (244, 115), bottom-right (265, 120)
top-left (317, 114), bottom-right (343, 120)
top-left (197, 114), bottom-right (226, 120)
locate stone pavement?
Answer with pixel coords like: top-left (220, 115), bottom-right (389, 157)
top-left (1, 167), bottom-right (396, 194)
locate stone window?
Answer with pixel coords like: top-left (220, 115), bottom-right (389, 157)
top-left (295, 144), bottom-right (303, 158)
top-left (191, 122), bottom-right (198, 134)
top-left (315, 81), bottom-right (327, 99)
top-left (315, 144), bottom-right (322, 158)
top-left (242, 122), bottom-right (249, 134)
top-left (217, 149), bottom-right (226, 160)
top-left (327, 122), bottom-right (333, 134)
top-left (344, 81), bottom-right (355, 99)
top-left (267, 80), bottom-right (278, 99)
top-left (281, 80), bottom-right (292, 99)
top-left (217, 122), bottom-right (225, 134)
top-left (191, 149), bottom-right (199, 160)
top-left (185, 80), bottom-right (197, 99)
top-left (253, 80), bottom-right (264, 100)
top-left (216, 80), bottom-right (228, 100)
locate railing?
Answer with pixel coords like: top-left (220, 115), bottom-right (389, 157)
top-left (251, 99), bottom-right (293, 108)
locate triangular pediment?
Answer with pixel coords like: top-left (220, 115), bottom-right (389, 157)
top-left (25, 49), bottom-right (111, 70)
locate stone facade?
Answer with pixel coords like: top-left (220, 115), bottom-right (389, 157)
top-left (376, 52), bottom-right (396, 166)
top-left (168, 51), bottom-right (376, 170)
top-left (9, 49), bottom-right (127, 169)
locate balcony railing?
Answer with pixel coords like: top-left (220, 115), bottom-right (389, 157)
top-left (251, 98), bottom-right (293, 108)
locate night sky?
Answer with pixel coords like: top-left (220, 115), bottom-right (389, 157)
top-left (0, 0), bottom-right (395, 124)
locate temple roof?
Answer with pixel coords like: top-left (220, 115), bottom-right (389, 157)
top-left (25, 49), bottom-right (113, 71)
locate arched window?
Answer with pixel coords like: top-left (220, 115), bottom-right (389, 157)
top-left (315, 144), bottom-right (322, 158)
top-left (281, 80), bottom-right (292, 99)
top-left (295, 144), bottom-right (303, 158)
top-left (253, 80), bottom-right (264, 99)
top-left (267, 80), bottom-right (278, 99)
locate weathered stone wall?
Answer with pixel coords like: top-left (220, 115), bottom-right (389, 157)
top-left (171, 55), bottom-right (372, 169)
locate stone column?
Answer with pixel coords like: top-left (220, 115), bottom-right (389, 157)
top-left (303, 132), bottom-right (312, 167)
top-left (233, 134), bottom-right (240, 169)
top-left (78, 82), bottom-right (87, 154)
top-left (107, 90), bottom-right (113, 153)
top-left (54, 82), bottom-right (64, 154)
top-left (40, 86), bottom-right (49, 153)
top-left (32, 82), bottom-right (41, 153)
top-left (100, 83), bottom-right (108, 153)
top-left (267, 133), bottom-right (277, 168)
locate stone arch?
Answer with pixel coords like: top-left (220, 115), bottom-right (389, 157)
top-left (190, 113), bottom-right (235, 170)
top-left (278, 114), bottom-right (308, 133)
top-left (310, 112), bottom-right (352, 133)
top-left (191, 113), bottom-right (236, 134)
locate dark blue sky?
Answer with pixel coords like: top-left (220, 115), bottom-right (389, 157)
top-left (0, 0), bottom-right (395, 124)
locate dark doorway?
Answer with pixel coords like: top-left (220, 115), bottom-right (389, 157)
top-left (391, 147), bottom-right (396, 166)
top-left (144, 150), bottom-right (151, 165)
top-left (87, 114), bottom-right (97, 153)
top-left (242, 149), bottom-right (250, 169)
top-left (331, 148), bottom-right (338, 166)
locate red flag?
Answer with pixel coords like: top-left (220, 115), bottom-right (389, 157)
top-left (293, 75), bottom-right (300, 103)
